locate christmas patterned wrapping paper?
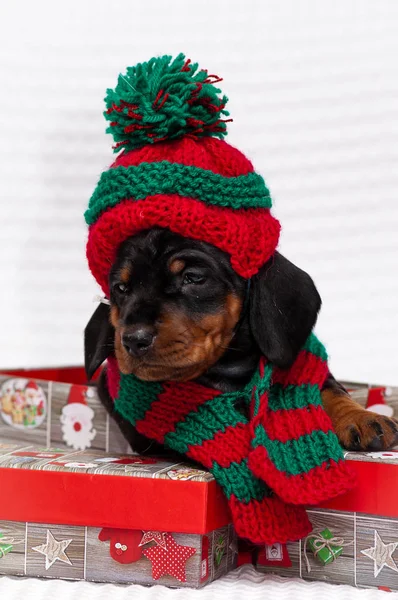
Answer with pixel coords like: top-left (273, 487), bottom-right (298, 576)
top-left (254, 447), bottom-right (398, 593)
top-left (1, 369), bottom-right (397, 455)
top-left (0, 443), bottom-right (236, 588)
top-left (0, 369), bottom-right (129, 454)
top-left (0, 519), bottom-right (236, 588)
top-left (2, 369), bottom-right (398, 591)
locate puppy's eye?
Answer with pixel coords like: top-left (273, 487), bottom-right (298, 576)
top-left (114, 282), bottom-right (128, 294)
top-left (183, 273), bottom-right (206, 285)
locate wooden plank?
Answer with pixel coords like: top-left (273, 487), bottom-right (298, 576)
top-left (26, 523), bottom-right (85, 580)
top-left (0, 520), bottom-right (26, 576)
top-left (50, 382), bottom-right (107, 451)
top-left (86, 527), bottom-right (201, 587)
top-left (356, 514), bottom-right (398, 590)
top-left (302, 509), bottom-right (355, 586)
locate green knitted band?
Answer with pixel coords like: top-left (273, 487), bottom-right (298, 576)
top-left (267, 384), bottom-right (323, 412)
top-left (303, 334), bottom-right (328, 361)
top-left (84, 161), bottom-right (271, 225)
top-left (164, 392), bottom-right (248, 454)
top-left (211, 459), bottom-right (268, 502)
top-left (116, 373), bottom-right (162, 423)
top-left (252, 427), bottom-right (344, 475)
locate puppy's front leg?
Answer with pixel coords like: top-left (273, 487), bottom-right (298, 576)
top-left (322, 374), bottom-right (398, 450)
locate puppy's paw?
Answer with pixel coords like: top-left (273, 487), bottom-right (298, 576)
top-left (322, 390), bottom-right (398, 451)
top-left (336, 409), bottom-right (398, 451)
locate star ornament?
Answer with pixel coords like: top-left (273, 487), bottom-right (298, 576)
top-left (32, 530), bottom-right (73, 570)
top-left (361, 530), bottom-right (398, 578)
top-left (142, 533), bottom-right (196, 582)
top-left (139, 530), bottom-right (168, 550)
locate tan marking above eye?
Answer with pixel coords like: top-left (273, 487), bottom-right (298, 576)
top-left (120, 265), bottom-right (131, 283)
top-left (169, 259), bottom-right (186, 274)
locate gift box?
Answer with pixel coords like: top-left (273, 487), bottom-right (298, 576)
top-left (0, 442), bottom-right (236, 588)
top-left (255, 443), bottom-right (398, 593)
top-left (2, 368), bottom-right (398, 591)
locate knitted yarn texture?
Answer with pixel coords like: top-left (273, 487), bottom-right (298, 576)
top-left (107, 334), bottom-right (354, 545)
top-left (85, 53), bottom-right (280, 295)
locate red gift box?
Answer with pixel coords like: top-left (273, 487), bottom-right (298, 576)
top-left (254, 381), bottom-right (398, 593)
top-left (2, 369), bottom-right (398, 591)
top-left (0, 367), bottom-right (238, 588)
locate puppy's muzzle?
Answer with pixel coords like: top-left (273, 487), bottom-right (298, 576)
top-left (122, 326), bottom-right (156, 357)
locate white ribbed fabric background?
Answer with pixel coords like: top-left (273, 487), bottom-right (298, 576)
top-left (1, 2), bottom-right (398, 598)
top-left (0, 0), bottom-right (397, 386)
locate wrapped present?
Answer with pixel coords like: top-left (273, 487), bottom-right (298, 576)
top-left (0, 443), bottom-right (236, 588)
top-left (306, 528), bottom-right (344, 566)
top-left (2, 368), bottom-right (398, 591)
top-left (0, 543), bottom-right (13, 558)
top-left (255, 445), bottom-right (398, 592)
top-left (0, 533), bottom-right (13, 558)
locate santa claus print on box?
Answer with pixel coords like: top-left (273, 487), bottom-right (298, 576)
top-left (60, 385), bottom-right (96, 450)
top-left (0, 378), bottom-right (46, 430)
top-left (365, 387), bottom-right (394, 418)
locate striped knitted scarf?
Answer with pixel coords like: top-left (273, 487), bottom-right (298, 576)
top-left (107, 333), bottom-right (354, 545)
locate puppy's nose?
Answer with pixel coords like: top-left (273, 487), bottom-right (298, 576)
top-left (122, 327), bottom-right (156, 357)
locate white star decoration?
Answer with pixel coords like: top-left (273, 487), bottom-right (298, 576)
top-left (361, 530), bottom-right (398, 578)
top-left (32, 530), bottom-right (73, 570)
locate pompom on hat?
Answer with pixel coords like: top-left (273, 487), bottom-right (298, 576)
top-left (85, 53), bottom-right (281, 294)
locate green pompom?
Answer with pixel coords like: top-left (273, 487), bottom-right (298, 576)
top-left (104, 53), bottom-right (231, 152)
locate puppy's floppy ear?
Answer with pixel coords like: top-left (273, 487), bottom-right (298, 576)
top-left (84, 303), bottom-right (114, 380)
top-left (249, 252), bottom-right (321, 368)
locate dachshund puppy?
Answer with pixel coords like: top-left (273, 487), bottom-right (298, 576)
top-left (85, 227), bottom-right (398, 456)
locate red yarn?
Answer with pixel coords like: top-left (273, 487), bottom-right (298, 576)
top-left (86, 136), bottom-right (280, 292)
top-left (187, 423), bottom-right (252, 469)
top-left (106, 356), bottom-right (120, 398)
top-left (272, 351), bottom-right (329, 386)
top-left (135, 381), bottom-right (220, 445)
top-left (263, 404), bottom-right (335, 443)
top-left (249, 446), bottom-right (354, 506)
top-left (111, 134), bottom-right (253, 177)
top-left (87, 196), bottom-right (280, 295)
top-left (229, 494), bottom-right (312, 545)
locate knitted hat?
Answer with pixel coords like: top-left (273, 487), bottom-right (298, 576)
top-left (85, 53), bottom-right (280, 294)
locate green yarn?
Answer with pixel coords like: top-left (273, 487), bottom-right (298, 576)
top-left (85, 162), bottom-right (271, 226)
top-left (116, 372), bottom-right (162, 424)
top-left (164, 393), bottom-right (249, 454)
top-left (303, 333), bottom-right (328, 360)
top-left (104, 53), bottom-right (230, 152)
top-left (211, 459), bottom-right (268, 502)
top-left (267, 384), bottom-right (323, 412)
top-left (252, 428), bottom-right (344, 476)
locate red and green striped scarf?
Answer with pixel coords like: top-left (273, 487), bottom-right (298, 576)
top-left (107, 333), bottom-right (354, 544)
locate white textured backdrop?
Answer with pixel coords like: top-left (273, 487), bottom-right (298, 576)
top-left (0, 0), bottom-right (397, 384)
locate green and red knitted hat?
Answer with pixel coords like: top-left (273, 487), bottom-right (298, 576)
top-left (85, 53), bottom-right (281, 294)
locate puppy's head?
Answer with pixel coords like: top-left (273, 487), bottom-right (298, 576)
top-left (86, 227), bottom-right (245, 381)
top-left (85, 228), bottom-right (321, 381)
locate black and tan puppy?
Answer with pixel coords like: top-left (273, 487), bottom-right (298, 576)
top-left (85, 227), bottom-right (398, 456)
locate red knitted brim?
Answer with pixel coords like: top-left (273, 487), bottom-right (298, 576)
top-left (249, 446), bottom-right (356, 506)
top-left (229, 493), bottom-right (312, 545)
top-left (87, 195), bottom-right (280, 294)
